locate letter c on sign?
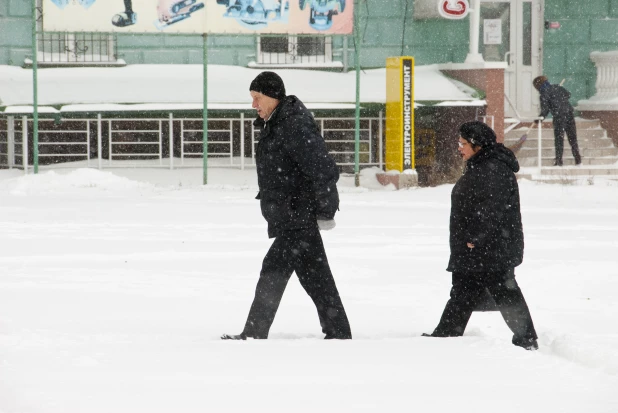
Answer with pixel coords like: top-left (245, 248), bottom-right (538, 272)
top-left (438, 0), bottom-right (469, 19)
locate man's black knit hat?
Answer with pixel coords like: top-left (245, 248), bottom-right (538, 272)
top-left (249, 71), bottom-right (286, 100)
top-left (459, 121), bottom-right (497, 148)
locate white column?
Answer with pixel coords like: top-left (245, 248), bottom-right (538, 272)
top-left (465, 0), bottom-right (484, 63)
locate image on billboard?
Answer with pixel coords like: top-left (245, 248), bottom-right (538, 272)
top-left (42, 0), bottom-right (353, 34)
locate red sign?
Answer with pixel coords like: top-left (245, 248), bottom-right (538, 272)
top-left (438, 0), bottom-right (470, 20)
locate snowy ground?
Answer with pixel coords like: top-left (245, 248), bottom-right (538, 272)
top-left (1, 165), bottom-right (618, 413)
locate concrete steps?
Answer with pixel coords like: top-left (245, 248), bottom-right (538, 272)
top-left (504, 118), bottom-right (618, 182)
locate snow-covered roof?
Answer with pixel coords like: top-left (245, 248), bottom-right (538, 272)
top-left (0, 64), bottom-right (485, 113)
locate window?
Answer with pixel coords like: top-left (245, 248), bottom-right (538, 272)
top-left (257, 35), bottom-right (333, 66)
top-left (35, 0), bottom-right (120, 66)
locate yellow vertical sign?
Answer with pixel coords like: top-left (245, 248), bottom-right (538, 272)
top-left (385, 56), bottom-right (415, 171)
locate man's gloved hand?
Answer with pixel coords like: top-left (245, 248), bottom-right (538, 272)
top-left (534, 117), bottom-right (544, 124)
top-left (317, 219), bottom-right (336, 231)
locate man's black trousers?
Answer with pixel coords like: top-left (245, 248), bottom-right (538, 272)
top-left (242, 228), bottom-right (351, 339)
top-left (431, 269), bottom-right (537, 344)
top-left (553, 115), bottom-right (581, 163)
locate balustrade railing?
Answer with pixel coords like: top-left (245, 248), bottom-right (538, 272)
top-left (579, 51), bottom-right (618, 110)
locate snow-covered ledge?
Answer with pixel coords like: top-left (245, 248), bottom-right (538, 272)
top-left (578, 51), bottom-right (618, 111)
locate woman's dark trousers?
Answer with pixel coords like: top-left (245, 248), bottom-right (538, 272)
top-left (432, 269), bottom-right (537, 344)
top-left (553, 115), bottom-right (581, 164)
top-left (242, 228), bottom-right (351, 339)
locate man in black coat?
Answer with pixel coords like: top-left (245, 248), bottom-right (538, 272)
top-left (533, 75), bottom-right (581, 166)
top-left (424, 121), bottom-right (538, 350)
top-left (222, 71), bottom-right (352, 340)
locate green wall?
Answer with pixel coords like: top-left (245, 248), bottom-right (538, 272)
top-left (0, 0), bottom-right (32, 66)
top-left (354, 0), bottom-right (469, 67)
top-left (543, 0), bottom-right (618, 104)
top-left (1, 0), bottom-right (615, 104)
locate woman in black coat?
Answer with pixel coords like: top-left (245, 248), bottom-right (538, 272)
top-left (424, 121), bottom-right (538, 350)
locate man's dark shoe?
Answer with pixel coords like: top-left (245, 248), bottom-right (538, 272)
top-left (526, 340), bottom-right (539, 351)
top-left (324, 334), bottom-right (352, 340)
top-left (553, 159), bottom-right (563, 166)
top-left (422, 331), bottom-right (460, 337)
top-left (575, 156), bottom-right (582, 165)
top-left (221, 333), bottom-right (247, 340)
top-left (513, 337), bottom-right (538, 351)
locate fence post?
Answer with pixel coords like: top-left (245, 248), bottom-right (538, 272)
top-left (159, 120), bottom-right (163, 166)
top-left (379, 110), bottom-right (383, 170)
top-left (180, 119), bottom-right (185, 166)
top-left (7, 116), bottom-right (14, 169)
top-left (240, 113), bottom-right (245, 170)
top-left (22, 116), bottom-right (28, 174)
top-left (86, 120), bottom-right (91, 168)
top-left (537, 119), bottom-right (542, 172)
top-left (169, 113), bottom-right (174, 170)
top-left (342, 36), bottom-right (348, 72)
top-left (108, 119), bottom-right (112, 167)
top-left (229, 119), bottom-right (233, 166)
top-left (251, 122), bottom-right (256, 164)
top-left (97, 114), bottom-right (102, 170)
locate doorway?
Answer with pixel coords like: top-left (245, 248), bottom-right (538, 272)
top-left (479, 0), bottom-right (543, 119)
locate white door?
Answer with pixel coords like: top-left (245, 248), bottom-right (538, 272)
top-left (479, 0), bottom-right (542, 119)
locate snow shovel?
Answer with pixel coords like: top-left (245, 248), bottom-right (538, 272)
top-left (508, 122), bottom-right (536, 154)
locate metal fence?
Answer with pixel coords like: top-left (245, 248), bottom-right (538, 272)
top-left (108, 119), bottom-right (163, 166)
top-left (257, 36), bottom-right (333, 65)
top-left (37, 32), bottom-right (118, 64)
top-left (0, 119), bottom-right (10, 167)
top-left (0, 114), bottom-right (384, 172)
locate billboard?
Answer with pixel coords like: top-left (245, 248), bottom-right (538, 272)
top-left (385, 56), bottom-right (415, 172)
top-left (42, 0), bottom-right (353, 34)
